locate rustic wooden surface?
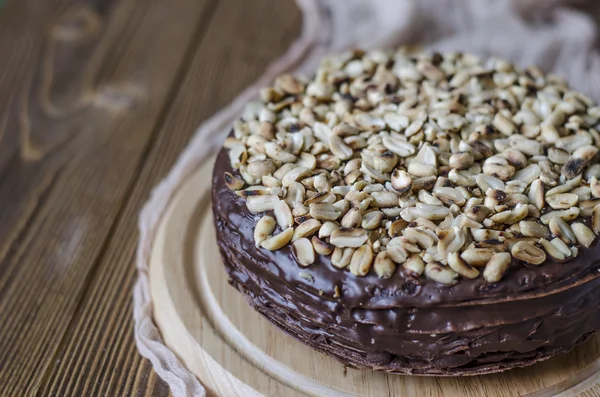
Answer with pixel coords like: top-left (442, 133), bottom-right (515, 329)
top-left (0, 0), bottom-right (300, 395)
top-left (1, 0), bottom-right (600, 396)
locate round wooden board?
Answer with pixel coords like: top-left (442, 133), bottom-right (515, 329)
top-left (149, 157), bottom-right (600, 397)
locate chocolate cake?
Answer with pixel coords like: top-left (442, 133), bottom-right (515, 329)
top-left (211, 49), bottom-right (600, 375)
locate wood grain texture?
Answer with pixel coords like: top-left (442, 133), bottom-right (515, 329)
top-left (0, 0), bottom-right (217, 395)
top-left (34, 0), bottom-right (301, 396)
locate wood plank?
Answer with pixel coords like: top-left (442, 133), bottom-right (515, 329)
top-left (36, 0), bottom-right (301, 395)
top-left (0, 0), bottom-right (215, 395)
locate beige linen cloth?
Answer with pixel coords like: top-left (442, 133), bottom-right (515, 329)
top-left (134, 0), bottom-right (600, 395)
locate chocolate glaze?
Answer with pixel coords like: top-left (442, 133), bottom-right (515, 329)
top-left (211, 148), bottom-right (600, 374)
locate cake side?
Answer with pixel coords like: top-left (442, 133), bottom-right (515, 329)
top-left (213, 148), bottom-right (600, 375)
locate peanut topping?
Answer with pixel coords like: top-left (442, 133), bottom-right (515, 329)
top-left (225, 49), bottom-right (600, 284)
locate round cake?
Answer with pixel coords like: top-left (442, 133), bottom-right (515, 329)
top-left (211, 49), bottom-right (600, 375)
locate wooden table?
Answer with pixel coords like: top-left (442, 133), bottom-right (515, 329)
top-left (1, 1), bottom-right (600, 396)
top-left (0, 0), bottom-right (300, 395)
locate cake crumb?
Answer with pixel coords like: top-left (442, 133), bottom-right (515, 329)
top-left (334, 285), bottom-right (341, 298)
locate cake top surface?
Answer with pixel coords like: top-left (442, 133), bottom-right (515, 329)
top-left (219, 48), bottom-right (600, 288)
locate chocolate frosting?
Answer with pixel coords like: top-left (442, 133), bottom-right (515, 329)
top-left (211, 148), bottom-right (600, 374)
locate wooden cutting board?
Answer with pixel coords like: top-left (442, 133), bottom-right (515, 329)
top-left (149, 157), bottom-right (600, 397)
